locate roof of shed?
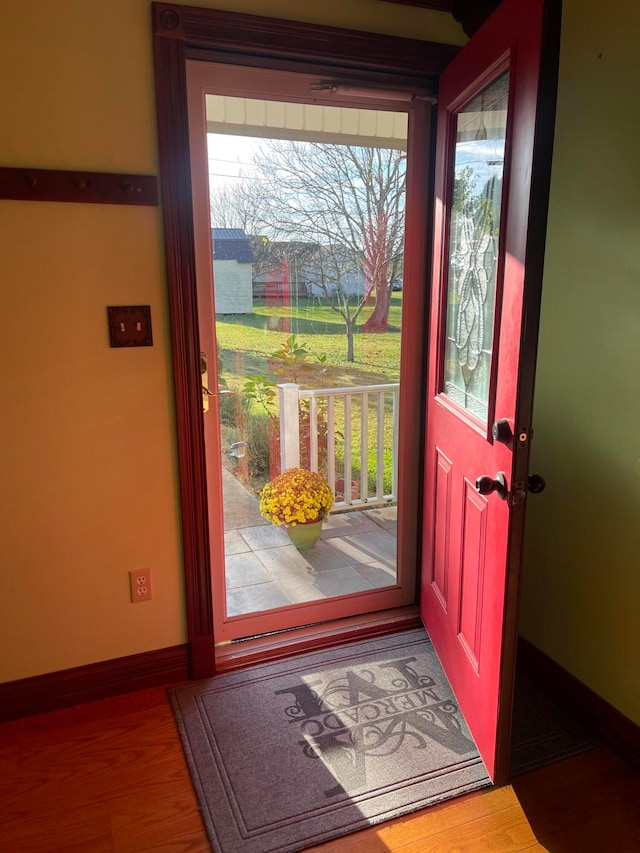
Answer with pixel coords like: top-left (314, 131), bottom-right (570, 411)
top-left (211, 228), bottom-right (253, 263)
top-left (213, 228), bottom-right (248, 240)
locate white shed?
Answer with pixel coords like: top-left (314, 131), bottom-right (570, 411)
top-left (212, 228), bottom-right (253, 314)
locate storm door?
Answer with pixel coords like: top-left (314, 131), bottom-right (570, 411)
top-left (187, 63), bottom-right (431, 644)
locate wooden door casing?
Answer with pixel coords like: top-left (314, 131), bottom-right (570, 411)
top-left (152, 3), bottom-right (457, 676)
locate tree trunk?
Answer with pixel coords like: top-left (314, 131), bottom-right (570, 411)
top-left (364, 280), bottom-right (391, 332)
top-left (363, 211), bottom-right (391, 333)
top-left (346, 322), bottom-right (355, 362)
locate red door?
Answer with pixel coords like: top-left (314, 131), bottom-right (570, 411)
top-left (421, 0), bottom-right (560, 781)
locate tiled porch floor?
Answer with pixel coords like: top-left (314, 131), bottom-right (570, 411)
top-left (223, 506), bottom-right (398, 617)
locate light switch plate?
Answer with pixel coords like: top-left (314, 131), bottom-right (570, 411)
top-left (107, 305), bottom-right (153, 347)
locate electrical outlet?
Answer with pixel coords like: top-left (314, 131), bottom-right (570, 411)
top-left (129, 569), bottom-right (152, 602)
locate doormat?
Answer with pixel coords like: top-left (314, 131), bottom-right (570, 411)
top-left (509, 670), bottom-right (600, 777)
top-left (169, 629), bottom-right (490, 853)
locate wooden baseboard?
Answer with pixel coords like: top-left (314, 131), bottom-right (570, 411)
top-left (0, 644), bottom-right (189, 722)
top-left (1, 611), bottom-right (421, 721)
top-left (517, 636), bottom-right (640, 769)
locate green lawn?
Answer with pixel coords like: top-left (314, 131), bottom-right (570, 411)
top-left (215, 295), bottom-right (403, 496)
top-left (215, 295), bottom-right (403, 390)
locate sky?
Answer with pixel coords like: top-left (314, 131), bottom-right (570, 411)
top-left (454, 138), bottom-right (505, 195)
top-left (207, 133), bottom-right (505, 192)
top-left (207, 134), bottom-right (260, 188)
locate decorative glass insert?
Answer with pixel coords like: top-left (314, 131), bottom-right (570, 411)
top-left (442, 71), bottom-right (509, 422)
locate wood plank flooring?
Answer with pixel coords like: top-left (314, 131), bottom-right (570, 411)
top-left (1, 685), bottom-right (638, 852)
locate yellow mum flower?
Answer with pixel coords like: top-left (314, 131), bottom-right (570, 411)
top-left (259, 467), bottom-right (334, 526)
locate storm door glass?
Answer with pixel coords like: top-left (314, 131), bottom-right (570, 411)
top-left (442, 71), bottom-right (509, 423)
top-left (203, 91), bottom-right (410, 636)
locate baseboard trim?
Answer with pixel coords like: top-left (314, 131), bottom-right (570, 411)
top-left (517, 636), bottom-right (640, 769)
top-left (0, 644), bottom-right (189, 722)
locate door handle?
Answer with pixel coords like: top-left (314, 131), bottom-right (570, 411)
top-left (201, 351), bottom-right (210, 413)
top-left (475, 471), bottom-right (508, 500)
top-left (202, 385), bottom-right (234, 397)
top-left (201, 350), bottom-right (234, 411)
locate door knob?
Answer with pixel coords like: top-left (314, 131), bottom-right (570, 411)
top-left (475, 471), bottom-right (508, 500)
top-left (527, 473), bottom-right (546, 494)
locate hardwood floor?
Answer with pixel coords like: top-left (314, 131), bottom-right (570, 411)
top-left (1, 686), bottom-right (638, 852)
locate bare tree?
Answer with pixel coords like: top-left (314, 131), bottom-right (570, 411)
top-left (209, 180), bottom-right (264, 236)
top-left (211, 140), bottom-right (406, 361)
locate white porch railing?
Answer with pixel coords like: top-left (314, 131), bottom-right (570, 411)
top-left (278, 382), bottom-right (400, 512)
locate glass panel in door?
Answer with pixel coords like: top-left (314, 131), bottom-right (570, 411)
top-left (442, 72), bottom-right (509, 423)
top-left (205, 94), bottom-right (409, 634)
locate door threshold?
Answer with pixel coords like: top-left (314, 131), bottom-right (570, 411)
top-left (214, 606), bottom-right (421, 672)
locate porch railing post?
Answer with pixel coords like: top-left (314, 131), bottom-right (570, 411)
top-left (278, 383), bottom-right (301, 471)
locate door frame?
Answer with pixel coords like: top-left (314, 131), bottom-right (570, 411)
top-left (187, 61), bottom-right (434, 644)
top-left (152, 2), bottom-right (457, 679)
top-left (152, 4), bottom-right (561, 785)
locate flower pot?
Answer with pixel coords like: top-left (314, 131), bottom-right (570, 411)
top-left (285, 519), bottom-right (323, 550)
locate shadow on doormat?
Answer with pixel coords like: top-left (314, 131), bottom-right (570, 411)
top-left (169, 629), bottom-right (490, 853)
